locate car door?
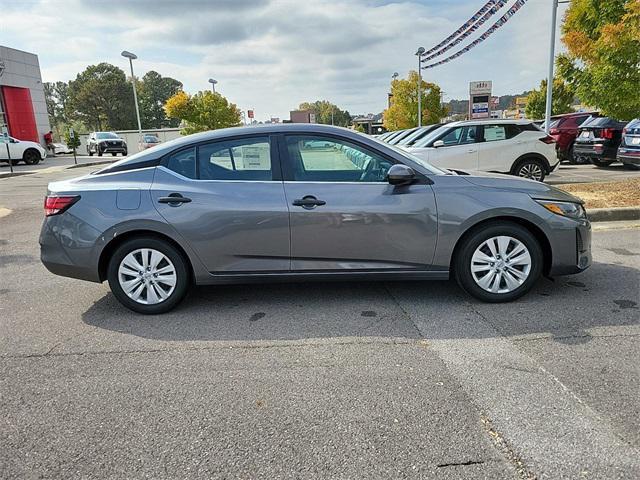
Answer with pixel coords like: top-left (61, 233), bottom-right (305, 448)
top-left (279, 133), bottom-right (438, 271)
top-left (0, 137), bottom-right (24, 161)
top-left (428, 125), bottom-right (479, 170)
top-left (476, 123), bottom-right (520, 172)
top-left (151, 134), bottom-right (290, 273)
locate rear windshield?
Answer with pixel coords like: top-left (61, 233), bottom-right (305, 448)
top-left (581, 116), bottom-right (614, 128)
top-left (143, 135), bottom-right (159, 142)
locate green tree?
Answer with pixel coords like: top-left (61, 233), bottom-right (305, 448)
top-left (558, 0), bottom-right (640, 120)
top-left (138, 71), bottom-right (183, 128)
top-left (383, 71), bottom-right (447, 131)
top-left (63, 129), bottom-right (81, 150)
top-left (164, 90), bottom-right (242, 135)
top-left (44, 81), bottom-right (71, 139)
top-left (67, 63), bottom-right (137, 131)
top-left (297, 100), bottom-right (351, 126)
top-left (525, 78), bottom-right (575, 119)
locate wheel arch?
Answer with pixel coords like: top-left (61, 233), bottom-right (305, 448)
top-left (510, 152), bottom-right (551, 174)
top-left (450, 216), bottom-right (553, 277)
top-left (98, 229), bottom-right (195, 283)
top-left (23, 147), bottom-right (42, 160)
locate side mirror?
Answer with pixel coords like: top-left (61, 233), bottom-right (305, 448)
top-left (387, 164), bottom-right (416, 186)
top-left (432, 140), bottom-right (444, 148)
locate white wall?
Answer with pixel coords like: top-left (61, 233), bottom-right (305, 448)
top-left (76, 128), bottom-right (182, 156)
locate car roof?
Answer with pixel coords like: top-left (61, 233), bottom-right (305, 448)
top-left (444, 119), bottom-right (534, 127)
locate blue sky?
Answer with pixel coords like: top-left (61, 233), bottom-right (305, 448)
top-left (1, 0), bottom-right (569, 121)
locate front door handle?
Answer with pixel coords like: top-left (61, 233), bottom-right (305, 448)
top-left (467, 149), bottom-right (477, 153)
top-left (292, 196), bottom-right (326, 209)
top-left (158, 193), bottom-right (192, 205)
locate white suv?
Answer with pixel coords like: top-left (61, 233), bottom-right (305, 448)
top-left (0, 136), bottom-right (47, 165)
top-left (402, 119), bottom-right (559, 182)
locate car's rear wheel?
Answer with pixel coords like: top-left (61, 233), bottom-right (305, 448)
top-left (591, 159), bottom-right (613, 168)
top-left (513, 157), bottom-right (546, 182)
top-left (107, 237), bottom-right (190, 314)
top-left (23, 149), bottom-right (41, 165)
top-left (88, 145), bottom-right (93, 156)
top-left (454, 222), bottom-right (543, 303)
top-left (111, 153), bottom-right (117, 156)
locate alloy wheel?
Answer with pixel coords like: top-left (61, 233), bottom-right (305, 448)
top-left (118, 248), bottom-right (177, 304)
top-left (470, 236), bottom-right (532, 294)
top-left (517, 163), bottom-right (544, 181)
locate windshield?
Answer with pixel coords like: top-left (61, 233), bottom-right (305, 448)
top-left (143, 135), bottom-right (159, 142)
top-left (397, 125), bottom-right (439, 146)
top-left (412, 125), bottom-right (451, 148)
top-left (96, 132), bottom-right (119, 139)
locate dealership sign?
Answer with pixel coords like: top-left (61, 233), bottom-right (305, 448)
top-left (469, 81), bottom-right (492, 119)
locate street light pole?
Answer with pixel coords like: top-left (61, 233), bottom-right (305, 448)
top-left (121, 51), bottom-right (142, 139)
top-left (544, 0), bottom-right (560, 134)
top-left (208, 78), bottom-right (218, 93)
top-left (415, 47), bottom-right (425, 127)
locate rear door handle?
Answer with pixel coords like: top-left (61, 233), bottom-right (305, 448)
top-left (292, 196), bottom-right (326, 209)
top-left (467, 149), bottom-right (477, 153)
top-left (158, 194), bottom-right (192, 205)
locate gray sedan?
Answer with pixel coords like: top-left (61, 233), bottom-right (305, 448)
top-left (40, 124), bottom-right (591, 314)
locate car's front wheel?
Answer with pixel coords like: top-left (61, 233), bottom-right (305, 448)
top-left (88, 145), bottom-right (93, 156)
top-left (107, 237), bottom-right (190, 314)
top-left (23, 149), bottom-right (41, 165)
top-left (513, 158), bottom-right (546, 182)
top-left (454, 222), bottom-right (543, 303)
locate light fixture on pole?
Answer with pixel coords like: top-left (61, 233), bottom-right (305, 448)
top-left (121, 50), bottom-right (142, 140)
top-left (415, 47), bottom-right (425, 127)
top-left (392, 72), bottom-right (399, 80)
top-left (208, 78), bottom-right (218, 93)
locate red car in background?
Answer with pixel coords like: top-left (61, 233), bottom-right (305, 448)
top-left (547, 111), bottom-right (596, 164)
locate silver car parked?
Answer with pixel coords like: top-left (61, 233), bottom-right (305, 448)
top-left (40, 124), bottom-right (592, 314)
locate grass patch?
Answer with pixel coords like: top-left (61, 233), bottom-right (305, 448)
top-left (556, 178), bottom-right (640, 209)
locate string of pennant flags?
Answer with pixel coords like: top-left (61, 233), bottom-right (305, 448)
top-left (421, 0), bottom-right (509, 62)
top-left (420, 0), bottom-right (529, 70)
top-left (422, 0), bottom-right (500, 57)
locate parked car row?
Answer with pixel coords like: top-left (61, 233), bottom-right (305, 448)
top-left (547, 112), bottom-right (639, 169)
top-left (379, 119), bottom-right (559, 182)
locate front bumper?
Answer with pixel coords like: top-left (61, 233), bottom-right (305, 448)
top-left (547, 216), bottom-right (592, 276)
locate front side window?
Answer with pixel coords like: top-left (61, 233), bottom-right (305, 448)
top-left (166, 147), bottom-right (196, 179)
top-left (285, 135), bottom-right (394, 182)
top-left (198, 137), bottom-right (271, 181)
top-left (439, 126), bottom-right (476, 146)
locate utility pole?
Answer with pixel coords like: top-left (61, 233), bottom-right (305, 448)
top-left (415, 48), bottom-right (425, 127)
top-left (544, 0), bottom-right (568, 133)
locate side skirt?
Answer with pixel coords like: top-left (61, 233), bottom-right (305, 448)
top-left (196, 270), bottom-right (450, 286)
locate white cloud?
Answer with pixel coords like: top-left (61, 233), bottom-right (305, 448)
top-left (0, 0), bottom-right (569, 121)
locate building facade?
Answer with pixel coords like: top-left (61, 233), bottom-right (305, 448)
top-left (0, 46), bottom-right (50, 146)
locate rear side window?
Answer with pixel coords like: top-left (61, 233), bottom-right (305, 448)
top-left (166, 147), bottom-right (196, 179)
top-left (198, 137), bottom-right (272, 181)
top-left (482, 125), bottom-right (507, 142)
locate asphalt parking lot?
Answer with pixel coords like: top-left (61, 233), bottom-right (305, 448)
top-left (1, 166), bottom-right (639, 478)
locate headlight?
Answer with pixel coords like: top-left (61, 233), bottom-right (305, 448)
top-left (536, 200), bottom-right (586, 219)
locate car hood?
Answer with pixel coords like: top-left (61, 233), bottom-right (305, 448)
top-left (458, 170), bottom-right (584, 204)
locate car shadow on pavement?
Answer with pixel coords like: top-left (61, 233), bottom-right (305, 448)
top-left (81, 261), bottom-right (639, 345)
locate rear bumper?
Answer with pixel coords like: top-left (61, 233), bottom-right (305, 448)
top-left (573, 144), bottom-right (617, 161)
top-left (617, 148), bottom-right (640, 166)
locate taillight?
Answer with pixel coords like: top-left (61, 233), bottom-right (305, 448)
top-left (602, 128), bottom-right (615, 139)
top-left (539, 135), bottom-right (555, 144)
top-left (549, 128), bottom-right (560, 135)
top-left (623, 128), bottom-right (628, 135)
top-left (44, 195), bottom-right (80, 216)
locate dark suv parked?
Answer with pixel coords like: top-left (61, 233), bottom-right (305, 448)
top-left (573, 116), bottom-right (626, 167)
top-left (87, 132), bottom-right (128, 157)
top-left (547, 111), bottom-right (595, 164)
top-left (617, 118), bottom-right (640, 169)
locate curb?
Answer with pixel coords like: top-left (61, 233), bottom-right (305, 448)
top-left (67, 160), bottom-right (115, 169)
top-left (589, 207), bottom-right (640, 222)
top-left (0, 171), bottom-right (34, 179)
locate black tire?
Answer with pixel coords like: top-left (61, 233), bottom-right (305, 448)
top-left (622, 163), bottom-right (640, 170)
top-left (97, 147), bottom-right (103, 157)
top-left (122, 150), bottom-right (128, 157)
top-left (111, 153), bottom-right (117, 156)
top-left (454, 222), bottom-right (543, 303)
top-left (107, 237), bottom-right (190, 314)
top-left (567, 145), bottom-right (580, 165)
top-left (88, 145), bottom-right (94, 157)
top-left (591, 159), bottom-right (613, 168)
top-left (512, 157), bottom-right (546, 182)
top-left (23, 149), bottom-right (41, 165)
